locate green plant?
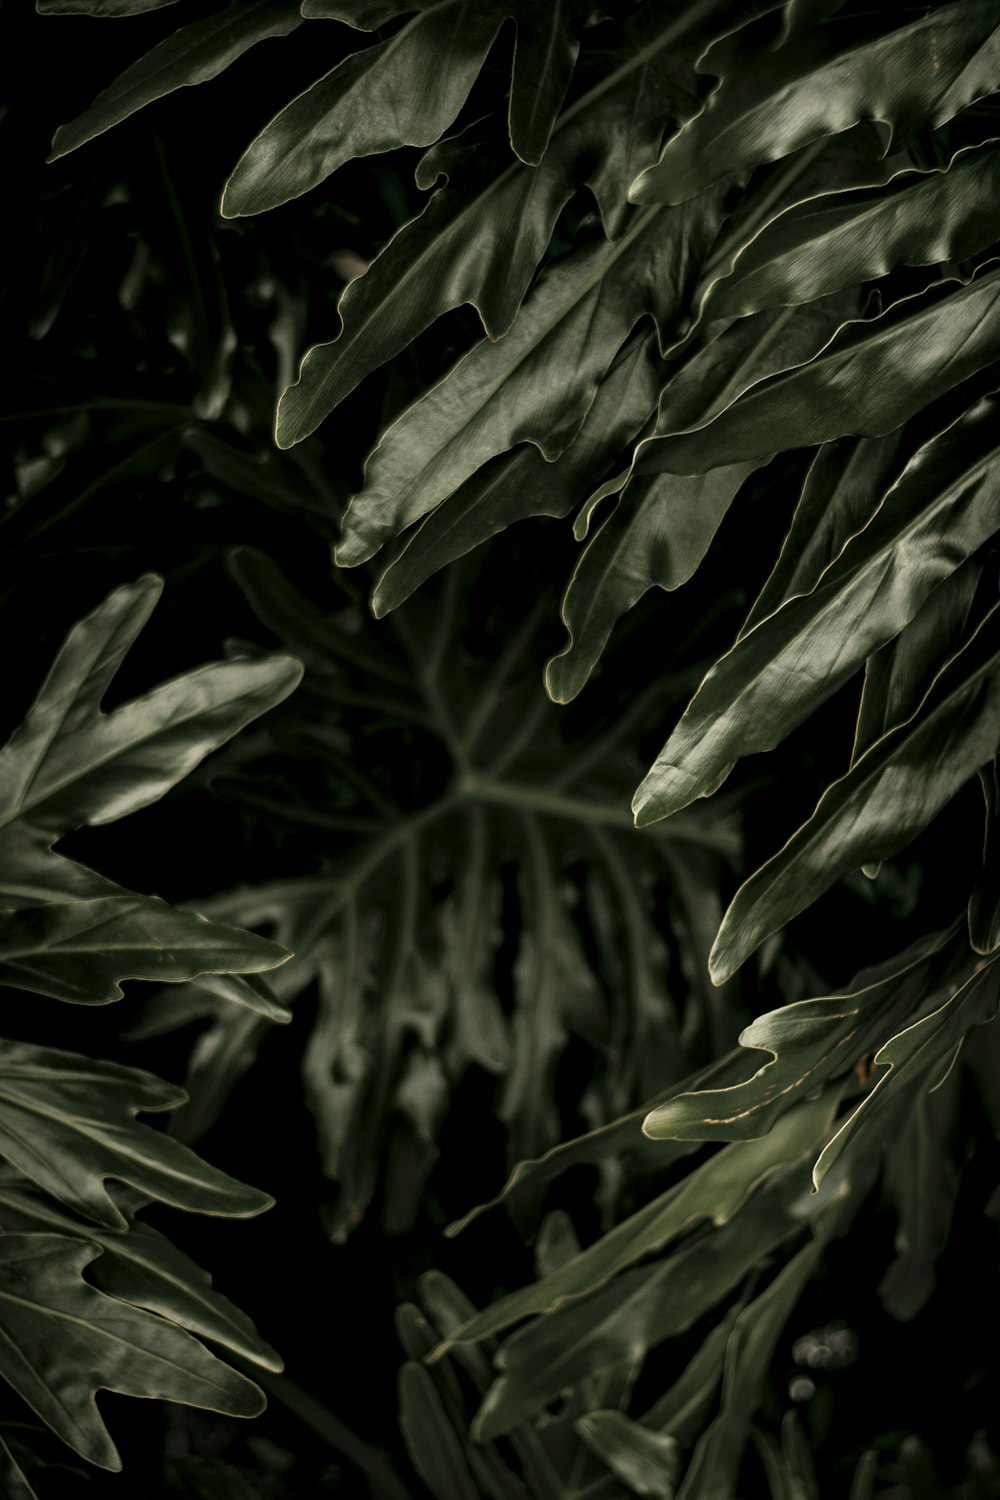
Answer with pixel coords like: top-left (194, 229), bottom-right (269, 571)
top-left (0, 575), bottom-right (300, 1492)
top-left (28, 0), bottom-right (1000, 1492)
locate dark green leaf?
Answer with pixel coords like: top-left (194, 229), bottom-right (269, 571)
top-left (398, 1363), bottom-right (480, 1500)
top-left (574, 1411), bottom-right (679, 1498)
top-left (643, 928), bottom-right (958, 1142)
top-left (634, 391), bottom-right (1000, 827)
top-left (705, 140), bottom-right (1000, 321)
top-left (0, 1042), bottom-right (272, 1227)
top-left (0, 1435), bottom-right (37, 1500)
top-left (221, 1), bottom-right (507, 218)
top-left (335, 200), bottom-right (724, 567)
top-left (634, 267), bottom-right (1000, 478)
top-left (48, 1), bottom-right (302, 159)
top-left (970, 758), bottom-right (1000, 953)
top-left (631, 3), bottom-right (1000, 206)
top-left (470, 1166), bottom-right (832, 1440)
top-left (37, 0), bottom-right (179, 12)
top-left (675, 1244), bottom-right (822, 1500)
top-left (545, 461), bottom-right (760, 703)
top-left (852, 555), bottom-right (984, 764)
top-left (814, 959), bottom-right (999, 1188)
top-left (878, 1073), bottom-right (961, 1321)
top-left (0, 1180), bottom-right (282, 1369)
top-left (507, 1), bottom-right (578, 166)
top-left (0, 1235), bottom-right (263, 1470)
top-left (709, 601), bottom-right (1000, 982)
top-left (273, 27), bottom-right (704, 446)
top-left (372, 331), bottom-right (660, 616)
top-left (0, 576), bottom-right (299, 1004)
top-left (439, 1092), bottom-right (834, 1348)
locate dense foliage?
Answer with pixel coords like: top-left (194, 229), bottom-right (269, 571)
top-left (5, 0), bottom-right (1000, 1493)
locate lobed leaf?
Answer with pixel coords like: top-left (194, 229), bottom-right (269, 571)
top-left (631, 3), bottom-right (1000, 207)
top-left (0, 1179), bottom-right (281, 1369)
top-left (634, 389), bottom-right (1000, 826)
top-left (0, 1042), bottom-right (273, 1228)
top-left (705, 140), bottom-right (1000, 321)
top-left (638, 266), bottom-right (1000, 478)
top-left (0, 1234), bottom-right (264, 1470)
top-left (813, 958), bottom-right (999, 1188)
top-left (335, 199), bottom-right (724, 567)
top-left (710, 601), bottom-right (1000, 982)
top-left (643, 927), bottom-right (958, 1142)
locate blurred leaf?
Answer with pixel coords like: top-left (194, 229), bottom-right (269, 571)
top-left (470, 1165), bottom-right (838, 1439)
top-left (0, 1435), bottom-right (38, 1500)
top-left (674, 1242), bottom-right (823, 1500)
top-left (970, 757), bottom-right (1000, 953)
top-left (575, 1411), bottom-right (679, 1498)
top-left (37, 0), bottom-right (180, 12)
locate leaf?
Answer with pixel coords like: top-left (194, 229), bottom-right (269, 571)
top-left (37, 0), bottom-right (180, 12)
top-left (439, 1090), bottom-right (835, 1348)
top-left (0, 576), bottom-right (300, 1004)
top-left (852, 555), bottom-right (984, 764)
top-left (675, 1243), bottom-right (823, 1500)
top-left (709, 599), bottom-right (1000, 982)
top-left (740, 430), bottom-right (904, 637)
top-left (470, 1165), bottom-right (835, 1440)
top-left (0, 1179), bottom-right (282, 1369)
top-left (48, 0), bottom-right (302, 159)
top-left (372, 331), bottom-right (661, 616)
top-left (970, 757), bottom-right (1000, 953)
top-left (643, 927), bottom-right (959, 1142)
top-left (632, 266), bottom-right (1000, 478)
top-left (398, 1364), bottom-right (480, 1500)
top-left (0, 896), bottom-right (290, 1006)
top-left (273, 25), bottom-right (704, 446)
top-left (814, 958), bottom-right (1000, 1189)
top-left (574, 1411), bottom-right (679, 1498)
top-left (445, 1047), bottom-right (760, 1238)
top-left (704, 140), bottom-right (1000, 321)
top-left (221, 1), bottom-right (508, 218)
top-left (0, 1435), bottom-right (38, 1500)
top-left (301, 0), bottom-right (414, 23)
top-left (545, 460), bottom-right (761, 703)
top-left (633, 389), bottom-right (1000, 827)
top-left (878, 1072), bottom-right (961, 1321)
top-left (507, 1), bottom-right (578, 166)
top-left (0, 1042), bottom-right (272, 1228)
top-left (630, 3), bottom-right (1000, 207)
top-left (499, 812), bottom-right (607, 1166)
top-left (0, 1234), bottom-right (263, 1470)
top-left (335, 198), bottom-right (724, 567)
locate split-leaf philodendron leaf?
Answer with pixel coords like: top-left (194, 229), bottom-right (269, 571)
top-left (0, 578), bottom-right (300, 1474)
top-left (34, 0), bottom-right (1000, 1490)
